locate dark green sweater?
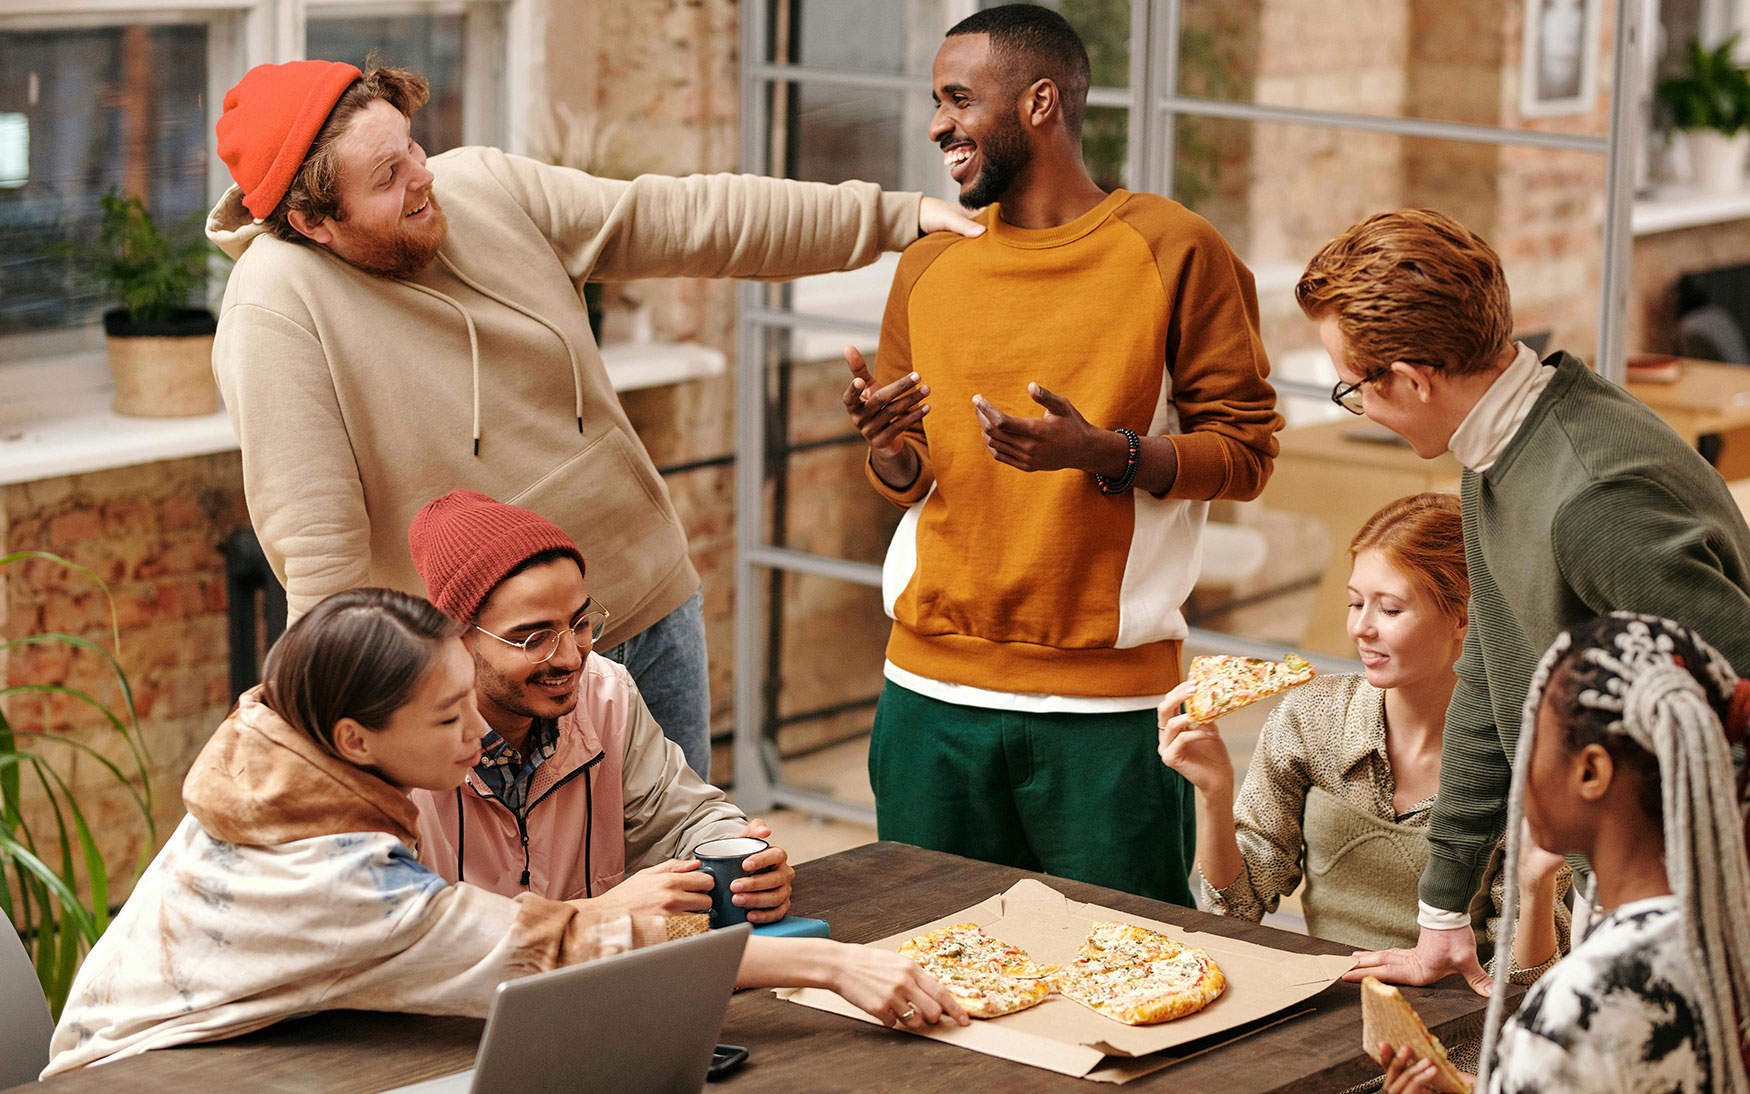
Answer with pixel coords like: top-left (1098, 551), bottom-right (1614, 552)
top-left (1422, 352), bottom-right (1750, 913)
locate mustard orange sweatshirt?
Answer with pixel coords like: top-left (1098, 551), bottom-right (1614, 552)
top-left (867, 191), bottom-right (1281, 698)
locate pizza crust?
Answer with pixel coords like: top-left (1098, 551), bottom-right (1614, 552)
top-left (1359, 977), bottom-right (1472, 1093)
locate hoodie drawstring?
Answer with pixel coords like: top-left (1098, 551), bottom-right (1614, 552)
top-left (454, 786), bottom-right (466, 884)
top-left (433, 253), bottom-right (588, 451)
top-left (398, 277), bottom-right (484, 455)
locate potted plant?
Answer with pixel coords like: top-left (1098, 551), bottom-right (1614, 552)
top-left (1656, 35), bottom-right (1750, 192)
top-left (0, 551), bottom-right (156, 1017)
top-left (82, 191), bottom-right (223, 417)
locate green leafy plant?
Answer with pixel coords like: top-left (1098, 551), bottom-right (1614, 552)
top-left (0, 551), bottom-right (155, 1018)
top-left (81, 191), bottom-right (216, 325)
top-left (1657, 35), bottom-right (1750, 135)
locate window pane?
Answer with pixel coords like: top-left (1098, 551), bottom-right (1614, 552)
top-left (1176, 0), bottom-right (1615, 136)
top-left (981, 0), bottom-right (1130, 88)
top-left (1083, 103), bottom-right (1128, 190)
top-left (0, 25), bottom-right (208, 337)
top-left (765, 0), bottom-right (953, 74)
top-left (306, 14), bottom-right (468, 154)
top-left (1168, 113), bottom-right (1605, 654)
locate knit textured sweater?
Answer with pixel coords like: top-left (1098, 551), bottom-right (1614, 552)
top-left (207, 148), bottom-right (922, 636)
top-left (1422, 351), bottom-right (1750, 913)
top-left (867, 191), bottom-right (1281, 697)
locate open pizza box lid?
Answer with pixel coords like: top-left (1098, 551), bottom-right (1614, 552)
top-left (777, 878), bottom-right (1356, 1083)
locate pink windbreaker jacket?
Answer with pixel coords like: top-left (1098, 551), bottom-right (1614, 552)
top-left (410, 653), bottom-right (746, 899)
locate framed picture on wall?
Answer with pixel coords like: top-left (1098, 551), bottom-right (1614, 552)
top-left (1521, 0), bottom-right (1602, 117)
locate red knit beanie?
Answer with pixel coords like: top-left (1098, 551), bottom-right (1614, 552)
top-left (408, 490), bottom-right (587, 624)
top-left (216, 60), bottom-right (362, 221)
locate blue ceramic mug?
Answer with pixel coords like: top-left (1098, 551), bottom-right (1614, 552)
top-left (694, 836), bottom-right (771, 927)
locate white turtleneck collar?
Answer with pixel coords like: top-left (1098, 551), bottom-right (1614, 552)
top-left (1446, 342), bottom-right (1553, 473)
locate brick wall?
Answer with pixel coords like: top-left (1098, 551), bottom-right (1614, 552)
top-left (1, 454), bottom-right (248, 899)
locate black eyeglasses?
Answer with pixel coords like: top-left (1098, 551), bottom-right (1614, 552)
top-left (1330, 365), bottom-right (1392, 415)
top-left (473, 599), bottom-right (611, 664)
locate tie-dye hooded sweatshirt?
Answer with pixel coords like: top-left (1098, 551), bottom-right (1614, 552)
top-left (43, 687), bottom-right (666, 1076)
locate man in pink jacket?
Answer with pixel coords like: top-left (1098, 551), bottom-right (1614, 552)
top-left (406, 489), bottom-right (794, 920)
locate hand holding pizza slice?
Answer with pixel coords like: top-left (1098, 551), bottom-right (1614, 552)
top-left (1361, 977), bottom-right (1473, 1093)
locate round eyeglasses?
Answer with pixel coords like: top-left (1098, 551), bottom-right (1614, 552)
top-left (473, 599), bottom-right (611, 664)
top-left (1329, 364), bottom-right (1393, 415)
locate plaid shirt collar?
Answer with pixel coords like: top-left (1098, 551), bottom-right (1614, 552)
top-left (474, 718), bottom-right (559, 815)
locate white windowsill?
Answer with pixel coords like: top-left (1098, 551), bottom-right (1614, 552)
top-left (1632, 186), bottom-right (1750, 235)
top-left (0, 341), bottom-right (727, 487)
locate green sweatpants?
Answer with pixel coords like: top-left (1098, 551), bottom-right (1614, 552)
top-left (868, 680), bottom-right (1197, 906)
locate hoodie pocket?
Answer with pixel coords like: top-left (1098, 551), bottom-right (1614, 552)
top-left (509, 429), bottom-right (688, 616)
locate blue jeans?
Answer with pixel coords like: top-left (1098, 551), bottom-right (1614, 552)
top-left (600, 588), bottom-right (711, 780)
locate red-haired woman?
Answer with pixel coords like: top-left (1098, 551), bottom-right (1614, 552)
top-left (1159, 494), bottom-right (1569, 1019)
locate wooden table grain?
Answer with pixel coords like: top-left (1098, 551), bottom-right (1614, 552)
top-left (13, 843), bottom-right (1503, 1093)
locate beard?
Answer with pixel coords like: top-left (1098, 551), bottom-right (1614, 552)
top-left (342, 194), bottom-right (449, 279)
top-left (959, 111), bottom-right (1032, 209)
top-left (471, 647), bottom-right (581, 727)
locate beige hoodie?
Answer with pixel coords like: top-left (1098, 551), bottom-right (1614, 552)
top-left (207, 147), bottom-right (923, 632)
top-left (43, 689), bottom-right (666, 1075)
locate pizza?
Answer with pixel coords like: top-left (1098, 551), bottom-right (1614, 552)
top-left (1052, 921), bottom-right (1225, 1025)
top-left (898, 923), bottom-right (1054, 1018)
top-left (1183, 652), bottom-right (1316, 722)
top-left (1359, 977), bottom-right (1472, 1092)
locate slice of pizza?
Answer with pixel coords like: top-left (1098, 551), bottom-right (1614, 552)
top-left (1359, 977), bottom-right (1472, 1093)
top-left (1183, 652), bottom-right (1316, 722)
top-left (897, 922), bottom-right (1053, 978)
top-left (898, 923), bottom-right (1053, 1019)
top-left (1053, 921), bottom-right (1225, 1025)
top-left (911, 962), bottom-right (1054, 1019)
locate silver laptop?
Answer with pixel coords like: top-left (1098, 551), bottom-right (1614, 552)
top-left (388, 923), bottom-right (750, 1094)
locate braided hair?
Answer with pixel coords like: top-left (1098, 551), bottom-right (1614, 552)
top-left (1478, 614), bottom-right (1750, 1092)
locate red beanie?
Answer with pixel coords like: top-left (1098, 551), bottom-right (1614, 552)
top-left (217, 60), bottom-right (362, 221)
top-left (408, 490), bottom-right (586, 624)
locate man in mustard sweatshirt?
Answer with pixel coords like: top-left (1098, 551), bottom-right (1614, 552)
top-left (842, 5), bottom-right (1281, 904)
top-left (207, 60), bottom-right (980, 783)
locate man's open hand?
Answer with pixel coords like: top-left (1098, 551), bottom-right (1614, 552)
top-left (1344, 924), bottom-right (1492, 996)
top-left (919, 197), bottom-right (985, 239)
top-left (972, 383), bottom-right (1098, 472)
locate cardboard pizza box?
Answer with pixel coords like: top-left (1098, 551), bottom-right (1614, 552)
top-left (776, 878), bottom-right (1356, 1083)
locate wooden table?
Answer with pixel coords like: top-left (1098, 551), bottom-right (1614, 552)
top-left (1625, 357), bottom-right (1750, 448)
top-left (1259, 419), bottom-right (1462, 657)
top-left (13, 843), bottom-right (1500, 1093)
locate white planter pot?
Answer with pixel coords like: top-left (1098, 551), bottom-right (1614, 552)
top-left (1687, 130), bottom-right (1750, 193)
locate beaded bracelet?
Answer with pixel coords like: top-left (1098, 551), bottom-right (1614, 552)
top-left (1094, 428), bottom-right (1140, 495)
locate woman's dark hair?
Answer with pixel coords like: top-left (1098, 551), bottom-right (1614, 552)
top-left (260, 587), bottom-right (461, 752)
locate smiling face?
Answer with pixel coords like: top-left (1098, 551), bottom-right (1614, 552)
top-left (1345, 547), bottom-right (1466, 692)
top-left (339, 638), bottom-right (487, 792)
top-left (465, 557), bottom-right (592, 736)
top-left (304, 98), bottom-right (446, 277)
top-left (930, 33), bottom-right (1033, 209)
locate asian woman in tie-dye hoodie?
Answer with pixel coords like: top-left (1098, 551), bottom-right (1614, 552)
top-left (47, 589), bottom-right (965, 1076)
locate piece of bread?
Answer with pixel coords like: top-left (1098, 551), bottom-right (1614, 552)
top-left (1359, 977), bottom-right (1471, 1093)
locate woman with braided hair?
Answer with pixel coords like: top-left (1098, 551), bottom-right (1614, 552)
top-left (1379, 613), bottom-right (1750, 1093)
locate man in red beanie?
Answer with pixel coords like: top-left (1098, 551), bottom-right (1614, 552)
top-left (405, 489), bottom-right (795, 922)
top-left (207, 59), bottom-right (983, 782)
